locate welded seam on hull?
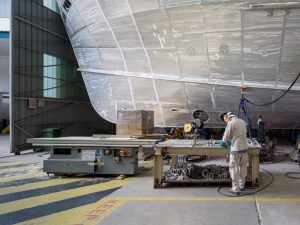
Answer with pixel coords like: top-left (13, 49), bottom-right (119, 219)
top-left (72, 1), bottom-right (103, 65)
top-left (203, 34), bottom-right (211, 81)
top-left (78, 67), bottom-right (300, 91)
top-left (165, 8), bottom-right (191, 112)
top-left (126, 0), bottom-right (165, 124)
top-left (95, 0), bottom-right (128, 72)
top-left (204, 34), bottom-right (216, 109)
top-left (240, 7), bottom-right (245, 85)
top-left (57, 2), bottom-right (88, 68)
top-left (125, 0), bottom-right (154, 75)
top-left (276, 12), bottom-right (287, 88)
top-left (128, 78), bottom-right (137, 110)
top-left (152, 80), bottom-right (166, 126)
top-left (210, 86), bottom-right (216, 109)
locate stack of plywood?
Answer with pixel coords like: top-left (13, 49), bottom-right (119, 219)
top-left (116, 110), bottom-right (154, 135)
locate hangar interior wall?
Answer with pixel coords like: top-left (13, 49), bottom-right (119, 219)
top-left (11, 0), bottom-right (114, 153)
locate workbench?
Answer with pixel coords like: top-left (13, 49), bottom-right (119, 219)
top-left (28, 136), bottom-right (158, 175)
top-left (153, 139), bottom-right (261, 188)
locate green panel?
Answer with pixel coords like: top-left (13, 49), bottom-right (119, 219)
top-left (11, 0), bottom-right (114, 154)
top-left (43, 0), bottom-right (59, 13)
top-left (43, 53), bottom-right (85, 99)
top-left (42, 128), bottom-right (61, 138)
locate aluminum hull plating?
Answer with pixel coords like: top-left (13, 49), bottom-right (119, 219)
top-left (57, 0), bottom-right (300, 128)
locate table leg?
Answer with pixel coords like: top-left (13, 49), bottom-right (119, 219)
top-left (154, 150), bottom-right (163, 188)
top-left (251, 154), bottom-right (260, 187)
top-left (171, 155), bottom-right (178, 166)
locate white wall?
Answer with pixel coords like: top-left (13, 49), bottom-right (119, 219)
top-left (0, 37), bottom-right (9, 93)
top-left (0, 0), bottom-right (10, 124)
top-left (0, 0), bottom-right (10, 18)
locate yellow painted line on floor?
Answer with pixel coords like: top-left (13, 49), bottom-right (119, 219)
top-left (17, 197), bottom-right (127, 225)
top-left (0, 173), bottom-right (45, 183)
top-left (0, 177), bottom-right (89, 195)
top-left (0, 162), bottom-right (32, 166)
top-left (14, 195), bottom-right (300, 225)
top-left (257, 198), bottom-right (300, 202)
top-left (0, 163), bottom-right (41, 174)
top-left (110, 196), bottom-right (300, 203)
top-left (111, 196), bottom-right (255, 201)
top-left (0, 178), bottom-right (134, 215)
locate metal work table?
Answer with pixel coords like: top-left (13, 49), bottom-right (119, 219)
top-left (28, 136), bottom-right (158, 148)
top-left (154, 140), bottom-right (261, 188)
top-left (28, 136), bottom-right (158, 176)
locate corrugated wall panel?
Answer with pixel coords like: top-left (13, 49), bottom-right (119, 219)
top-left (0, 0), bottom-right (10, 18)
top-left (11, 0), bottom-right (114, 153)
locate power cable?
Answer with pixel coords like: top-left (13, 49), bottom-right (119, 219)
top-left (260, 154), bottom-right (289, 164)
top-left (217, 168), bottom-right (274, 197)
top-left (285, 172), bottom-right (300, 179)
top-left (260, 147), bottom-right (291, 164)
top-left (245, 72), bottom-right (300, 106)
top-left (284, 143), bottom-right (300, 179)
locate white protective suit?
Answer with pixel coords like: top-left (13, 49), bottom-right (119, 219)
top-left (222, 116), bottom-right (249, 192)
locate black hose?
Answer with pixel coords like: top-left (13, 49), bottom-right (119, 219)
top-left (217, 168), bottom-right (274, 197)
top-left (285, 172), bottom-right (300, 179)
top-left (283, 144), bottom-right (300, 178)
top-left (260, 147), bottom-right (293, 164)
top-left (260, 154), bottom-right (289, 164)
top-left (245, 72), bottom-right (300, 106)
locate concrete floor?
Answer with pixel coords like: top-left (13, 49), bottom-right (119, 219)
top-left (1, 134), bottom-right (300, 225)
top-left (0, 134), bottom-right (10, 157)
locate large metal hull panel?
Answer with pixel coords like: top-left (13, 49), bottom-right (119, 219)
top-left (57, 0), bottom-right (300, 128)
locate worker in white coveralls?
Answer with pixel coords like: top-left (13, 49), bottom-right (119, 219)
top-left (220, 112), bottom-right (248, 195)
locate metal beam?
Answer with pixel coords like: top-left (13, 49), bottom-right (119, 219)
top-left (14, 124), bottom-right (34, 138)
top-left (14, 15), bottom-right (69, 41)
top-left (14, 97), bottom-right (89, 104)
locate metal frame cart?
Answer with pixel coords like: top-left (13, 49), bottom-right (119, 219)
top-left (153, 140), bottom-right (261, 188)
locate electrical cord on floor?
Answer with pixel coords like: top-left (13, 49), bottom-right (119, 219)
top-left (270, 145), bottom-right (300, 179)
top-left (285, 172), bottom-right (300, 179)
top-left (217, 168), bottom-right (274, 197)
top-left (260, 153), bottom-right (289, 164)
top-left (261, 145), bottom-right (298, 164)
top-left (283, 144), bottom-right (300, 178)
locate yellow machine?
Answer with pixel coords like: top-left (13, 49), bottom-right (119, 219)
top-left (1, 125), bottom-right (9, 134)
top-left (184, 122), bottom-right (193, 133)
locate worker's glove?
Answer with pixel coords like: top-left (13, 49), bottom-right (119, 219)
top-left (219, 140), bottom-right (225, 147)
top-left (159, 136), bottom-right (166, 142)
top-left (226, 139), bottom-right (232, 146)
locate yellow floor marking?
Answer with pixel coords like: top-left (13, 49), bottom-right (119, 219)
top-left (0, 177), bottom-right (89, 195)
top-left (0, 173), bottom-right (46, 183)
top-left (0, 162), bottom-right (32, 166)
top-left (0, 178), bottom-right (134, 215)
top-left (112, 196), bottom-right (255, 201)
top-left (257, 198), bottom-right (300, 202)
top-left (0, 163), bottom-right (41, 175)
top-left (14, 195), bottom-right (300, 225)
top-left (110, 196), bottom-right (300, 203)
top-left (17, 197), bottom-right (127, 225)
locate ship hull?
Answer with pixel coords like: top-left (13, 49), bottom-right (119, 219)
top-left (57, 0), bottom-right (300, 128)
